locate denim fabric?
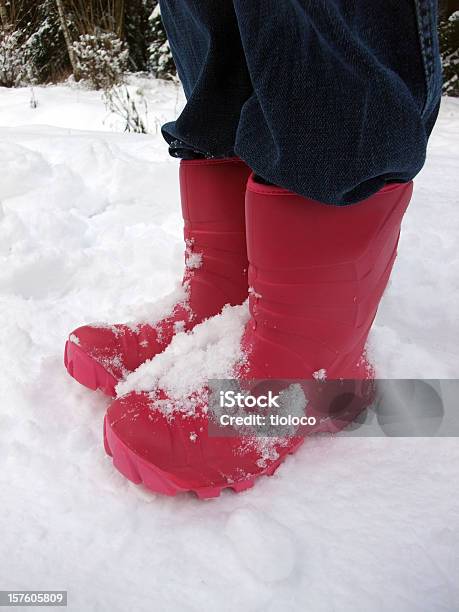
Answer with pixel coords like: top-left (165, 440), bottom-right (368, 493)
top-left (160, 0), bottom-right (442, 205)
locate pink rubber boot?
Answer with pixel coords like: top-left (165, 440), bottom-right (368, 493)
top-left (65, 158), bottom-right (251, 396)
top-left (104, 176), bottom-right (413, 497)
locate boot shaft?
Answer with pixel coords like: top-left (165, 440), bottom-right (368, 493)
top-left (243, 176), bottom-right (413, 378)
top-left (179, 159), bottom-right (251, 320)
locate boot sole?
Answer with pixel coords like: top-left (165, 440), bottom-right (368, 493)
top-left (64, 341), bottom-right (117, 397)
top-left (103, 398), bottom-right (369, 499)
top-left (103, 414), bottom-right (306, 499)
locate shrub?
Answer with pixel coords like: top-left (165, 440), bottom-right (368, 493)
top-left (0, 29), bottom-right (36, 87)
top-left (72, 29), bottom-right (128, 89)
top-left (439, 11), bottom-right (459, 96)
top-left (148, 4), bottom-right (175, 80)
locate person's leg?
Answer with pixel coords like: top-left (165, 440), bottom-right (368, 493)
top-left (232, 0), bottom-right (441, 204)
top-left (162, 0), bottom-right (441, 204)
top-left (102, 2), bottom-right (444, 496)
top-left (159, 0), bottom-right (253, 159)
top-left (65, 2), bottom-right (254, 395)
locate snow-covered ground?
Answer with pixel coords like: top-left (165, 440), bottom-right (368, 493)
top-left (1, 81), bottom-right (458, 611)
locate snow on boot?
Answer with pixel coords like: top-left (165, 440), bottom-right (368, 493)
top-left (104, 176), bottom-right (413, 497)
top-left (64, 158), bottom-right (251, 396)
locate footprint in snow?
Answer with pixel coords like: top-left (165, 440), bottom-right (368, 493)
top-left (225, 507), bottom-right (297, 583)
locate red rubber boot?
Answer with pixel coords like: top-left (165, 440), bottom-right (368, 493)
top-left (104, 176), bottom-right (413, 498)
top-left (65, 158), bottom-right (251, 396)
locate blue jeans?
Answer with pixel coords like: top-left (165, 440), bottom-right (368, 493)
top-left (160, 0), bottom-right (442, 205)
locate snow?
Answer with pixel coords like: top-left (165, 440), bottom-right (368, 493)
top-left (313, 368), bottom-right (327, 381)
top-left (0, 80), bottom-right (458, 611)
top-left (0, 76), bottom-right (182, 134)
top-left (116, 303), bottom-right (248, 399)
